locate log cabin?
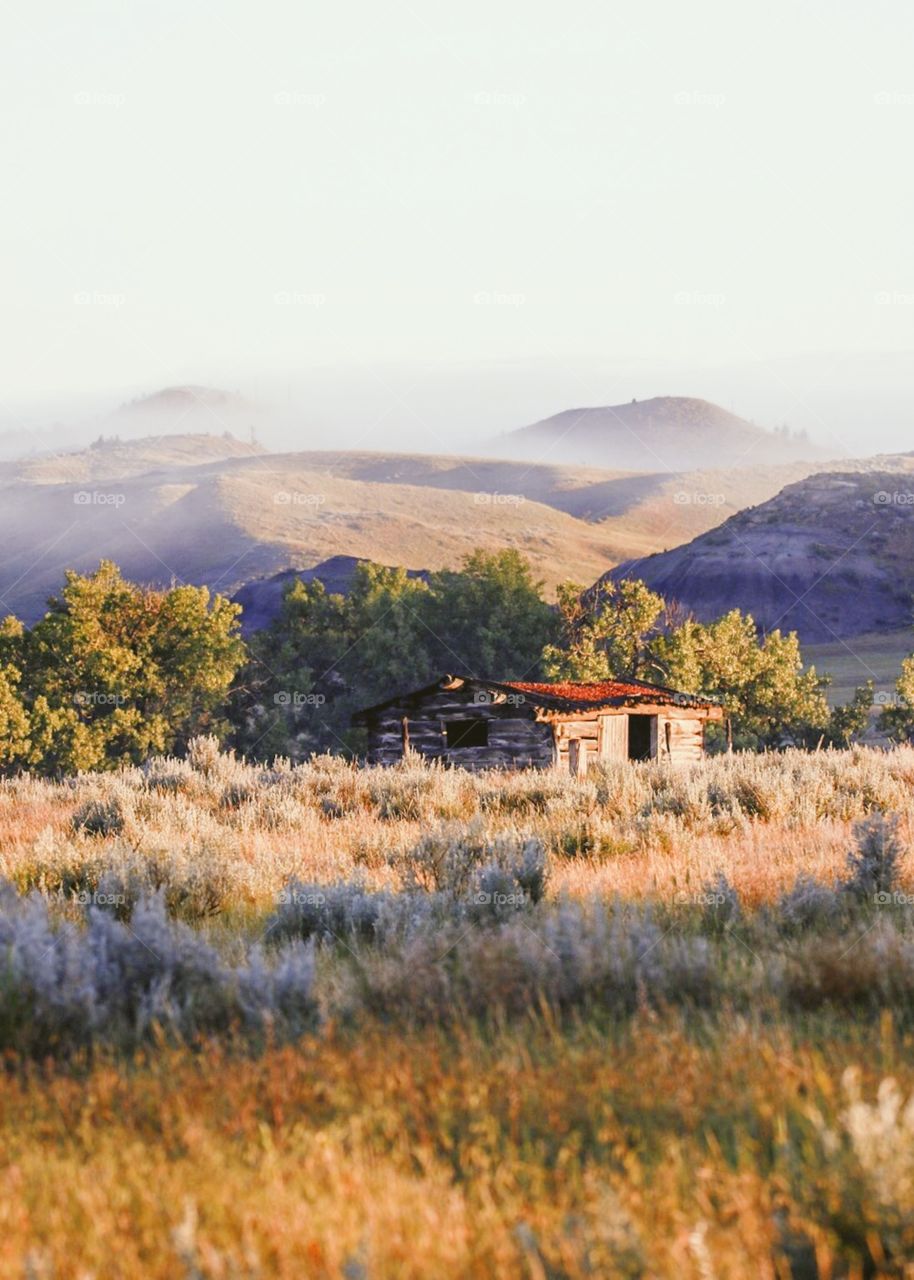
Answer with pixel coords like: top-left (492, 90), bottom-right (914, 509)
top-left (353, 675), bottom-right (723, 774)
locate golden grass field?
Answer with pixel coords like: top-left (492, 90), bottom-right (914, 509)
top-left (5, 743), bottom-right (914, 1278)
top-left (4, 741), bottom-right (914, 913)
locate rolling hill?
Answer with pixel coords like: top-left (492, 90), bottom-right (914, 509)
top-left (0, 433), bottom-right (824, 625)
top-left (492, 396), bottom-right (830, 472)
top-left (608, 460), bottom-right (914, 643)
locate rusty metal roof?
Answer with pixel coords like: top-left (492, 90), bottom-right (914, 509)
top-left (353, 674), bottom-right (720, 721)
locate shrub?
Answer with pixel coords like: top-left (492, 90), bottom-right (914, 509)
top-left (71, 795), bottom-right (126, 838)
top-left (776, 875), bottom-right (844, 932)
top-left (187, 734), bottom-right (224, 776)
top-left (265, 881), bottom-right (396, 946)
top-left (341, 899), bottom-right (720, 1024)
top-left (0, 886), bottom-right (317, 1057)
top-left (843, 814), bottom-right (904, 900)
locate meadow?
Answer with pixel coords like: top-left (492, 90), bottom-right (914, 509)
top-left (5, 742), bottom-right (914, 1276)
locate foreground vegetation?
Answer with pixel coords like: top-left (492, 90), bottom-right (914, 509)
top-left (10, 1018), bottom-right (914, 1278)
top-left (2, 746), bottom-right (914, 1274)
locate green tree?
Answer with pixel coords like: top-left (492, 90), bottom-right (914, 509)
top-left (232, 550), bottom-right (555, 760)
top-left (0, 665), bottom-right (31, 768)
top-left (15, 562), bottom-right (244, 774)
top-left (826, 681), bottom-right (875, 747)
top-left (651, 610), bottom-right (830, 750)
top-left (879, 655), bottom-right (914, 742)
top-left (425, 549), bottom-right (555, 679)
top-left (542, 577), bottom-right (665, 681)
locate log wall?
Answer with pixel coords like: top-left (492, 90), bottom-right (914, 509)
top-left (364, 690), bottom-right (555, 770)
top-left (363, 686), bottom-right (714, 771)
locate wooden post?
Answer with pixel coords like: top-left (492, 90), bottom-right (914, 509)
top-left (568, 738), bottom-right (588, 778)
top-left (401, 716), bottom-right (410, 756)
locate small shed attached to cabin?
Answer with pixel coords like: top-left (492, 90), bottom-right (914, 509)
top-left (353, 675), bottom-right (723, 773)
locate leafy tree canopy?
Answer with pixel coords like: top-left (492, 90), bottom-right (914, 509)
top-left (3, 561), bottom-right (243, 774)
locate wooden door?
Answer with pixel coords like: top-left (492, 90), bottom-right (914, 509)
top-left (599, 714), bottom-right (628, 760)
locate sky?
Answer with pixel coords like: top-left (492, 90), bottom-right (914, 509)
top-left (2, 0), bottom-right (913, 451)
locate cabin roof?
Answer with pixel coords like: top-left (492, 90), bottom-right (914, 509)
top-left (352, 674), bottom-right (720, 721)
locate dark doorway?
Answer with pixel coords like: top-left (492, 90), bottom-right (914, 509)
top-left (627, 714), bottom-right (655, 761)
top-left (445, 718), bottom-right (489, 749)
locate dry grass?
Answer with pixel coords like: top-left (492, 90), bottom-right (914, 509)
top-left (3, 746), bottom-right (914, 1275)
top-left (1, 744), bottom-right (912, 921)
top-left (2, 1018), bottom-right (913, 1278)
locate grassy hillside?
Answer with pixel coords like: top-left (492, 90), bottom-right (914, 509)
top-left (0, 434), bottom-right (820, 623)
top-left (611, 461), bottom-right (914, 643)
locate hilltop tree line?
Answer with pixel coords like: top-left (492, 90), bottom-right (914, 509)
top-left (0, 553), bottom-right (911, 775)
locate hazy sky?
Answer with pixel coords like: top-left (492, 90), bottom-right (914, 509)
top-left (3, 0), bottom-right (914, 444)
